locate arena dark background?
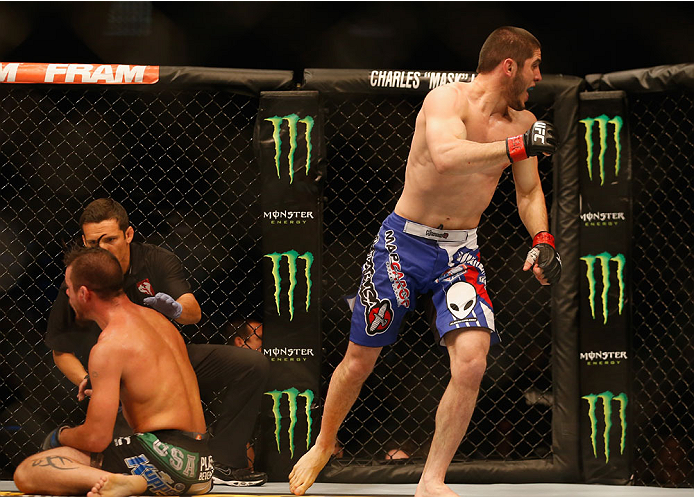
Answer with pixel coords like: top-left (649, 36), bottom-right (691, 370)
top-left (0, 2), bottom-right (692, 76)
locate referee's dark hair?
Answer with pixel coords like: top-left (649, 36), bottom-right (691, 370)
top-left (79, 198), bottom-right (130, 233)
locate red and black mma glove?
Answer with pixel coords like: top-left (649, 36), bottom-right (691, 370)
top-left (525, 231), bottom-right (562, 284)
top-left (506, 120), bottom-right (559, 163)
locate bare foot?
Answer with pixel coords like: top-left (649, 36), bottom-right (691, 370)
top-left (87, 474), bottom-right (148, 497)
top-left (288, 444), bottom-right (333, 495)
top-left (414, 480), bottom-right (460, 497)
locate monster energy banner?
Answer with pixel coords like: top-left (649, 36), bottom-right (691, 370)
top-left (255, 91), bottom-right (324, 480)
top-left (578, 92), bottom-right (632, 484)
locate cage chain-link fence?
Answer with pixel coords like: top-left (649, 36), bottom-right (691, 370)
top-left (0, 84), bottom-right (555, 477)
top-left (2, 80), bottom-right (689, 487)
top-left (629, 90), bottom-right (694, 488)
top-left (0, 86), bottom-right (264, 476)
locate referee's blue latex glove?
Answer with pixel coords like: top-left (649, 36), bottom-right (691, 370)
top-left (143, 292), bottom-right (182, 319)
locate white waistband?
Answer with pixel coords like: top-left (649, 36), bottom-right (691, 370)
top-left (402, 220), bottom-right (473, 242)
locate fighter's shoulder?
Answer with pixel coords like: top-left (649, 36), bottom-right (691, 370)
top-left (423, 83), bottom-right (468, 111)
top-left (511, 109), bottom-right (538, 130)
top-left (90, 333), bottom-right (122, 365)
top-left (513, 109), bottom-right (537, 126)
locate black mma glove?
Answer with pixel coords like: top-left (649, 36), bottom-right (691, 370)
top-left (41, 425), bottom-right (70, 450)
top-left (506, 120), bottom-right (558, 163)
top-left (525, 231), bottom-right (562, 285)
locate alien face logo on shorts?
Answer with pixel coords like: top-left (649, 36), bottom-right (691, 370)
top-left (446, 281), bottom-right (477, 326)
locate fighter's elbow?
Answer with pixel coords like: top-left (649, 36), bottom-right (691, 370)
top-left (430, 153), bottom-right (458, 175)
top-left (83, 432), bottom-right (113, 453)
top-left (178, 307), bottom-right (201, 325)
top-left (191, 306), bottom-right (202, 323)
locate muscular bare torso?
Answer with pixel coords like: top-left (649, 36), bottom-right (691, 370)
top-left (394, 81), bottom-right (535, 230)
top-left (94, 303), bottom-right (205, 434)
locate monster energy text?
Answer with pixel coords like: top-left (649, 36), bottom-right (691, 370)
top-left (581, 211), bottom-right (626, 227)
top-left (580, 350), bottom-right (628, 366)
top-left (265, 250), bottom-right (313, 321)
top-left (265, 388), bottom-right (314, 458)
top-left (580, 252), bottom-right (626, 324)
top-left (264, 210), bottom-right (315, 225)
top-left (580, 114), bottom-right (623, 185)
top-left (265, 113), bottom-right (314, 184)
top-left (264, 348), bottom-right (316, 362)
top-left (582, 391), bottom-right (628, 463)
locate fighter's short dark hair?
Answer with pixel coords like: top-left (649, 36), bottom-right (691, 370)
top-left (476, 26), bottom-right (541, 74)
top-left (79, 198), bottom-right (129, 232)
top-left (64, 246), bottom-right (124, 299)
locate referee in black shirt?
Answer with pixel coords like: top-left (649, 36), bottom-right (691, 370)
top-left (45, 198), bottom-right (269, 486)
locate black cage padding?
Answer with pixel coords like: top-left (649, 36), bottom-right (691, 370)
top-left (586, 63), bottom-right (694, 93)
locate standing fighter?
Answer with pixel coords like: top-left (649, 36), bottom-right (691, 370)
top-left (14, 247), bottom-right (213, 497)
top-left (289, 26), bottom-right (561, 497)
top-left (45, 198), bottom-right (269, 486)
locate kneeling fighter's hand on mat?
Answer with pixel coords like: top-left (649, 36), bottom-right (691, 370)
top-left (506, 120), bottom-right (558, 162)
top-left (143, 292), bottom-right (183, 319)
top-left (41, 425), bottom-right (70, 450)
top-left (523, 231), bottom-right (562, 285)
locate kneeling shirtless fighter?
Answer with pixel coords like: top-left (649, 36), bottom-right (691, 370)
top-left (14, 247), bottom-right (213, 497)
top-left (289, 26), bottom-right (561, 497)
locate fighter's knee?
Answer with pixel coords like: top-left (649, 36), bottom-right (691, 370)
top-left (341, 343), bottom-right (380, 381)
top-left (13, 459), bottom-right (35, 493)
top-left (341, 355), bottom-right (375, 382)
top-left (450, 353), bottom-right (487, 386)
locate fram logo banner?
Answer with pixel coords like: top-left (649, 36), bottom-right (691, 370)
top-left (579, 114), bottom-right (623, 185)
top-left (265, 250), bottom-right (313, 321)
top-left (265, 114), bottom-right (314, 184)
top-left (0, 62), bottom-right (159, 84)
top-left (580, 252), bottom-right (626, 324)
top-left (265, 388), bottom-right (314, 458)
top-left (582, 391), bottom-right (628, 463)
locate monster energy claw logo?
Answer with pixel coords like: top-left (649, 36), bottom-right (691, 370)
top-left (266, 113), bottom-right (314, 184)
top-left (582, 391), bottom-right (628, 463)
top-left (265, 250), bottom-right (313, 321)
top-left (580, 114), bottom-right (622, 185)
top-left (580, 252), bottom-right (625, 324)
top-left (265, 388), bottom-right (314, 458)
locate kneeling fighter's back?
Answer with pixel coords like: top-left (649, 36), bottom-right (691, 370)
top-left (109, 304), bottom-right (205, 434)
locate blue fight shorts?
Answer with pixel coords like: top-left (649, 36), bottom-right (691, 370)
top-left (349, 212), bottom-right (499, 348)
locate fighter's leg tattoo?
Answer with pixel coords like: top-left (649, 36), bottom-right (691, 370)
top-left (31, 455), bottom-right (79, 470)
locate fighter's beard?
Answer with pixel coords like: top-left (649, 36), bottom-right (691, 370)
top-left (506, 73), bottom-right (527, 111)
